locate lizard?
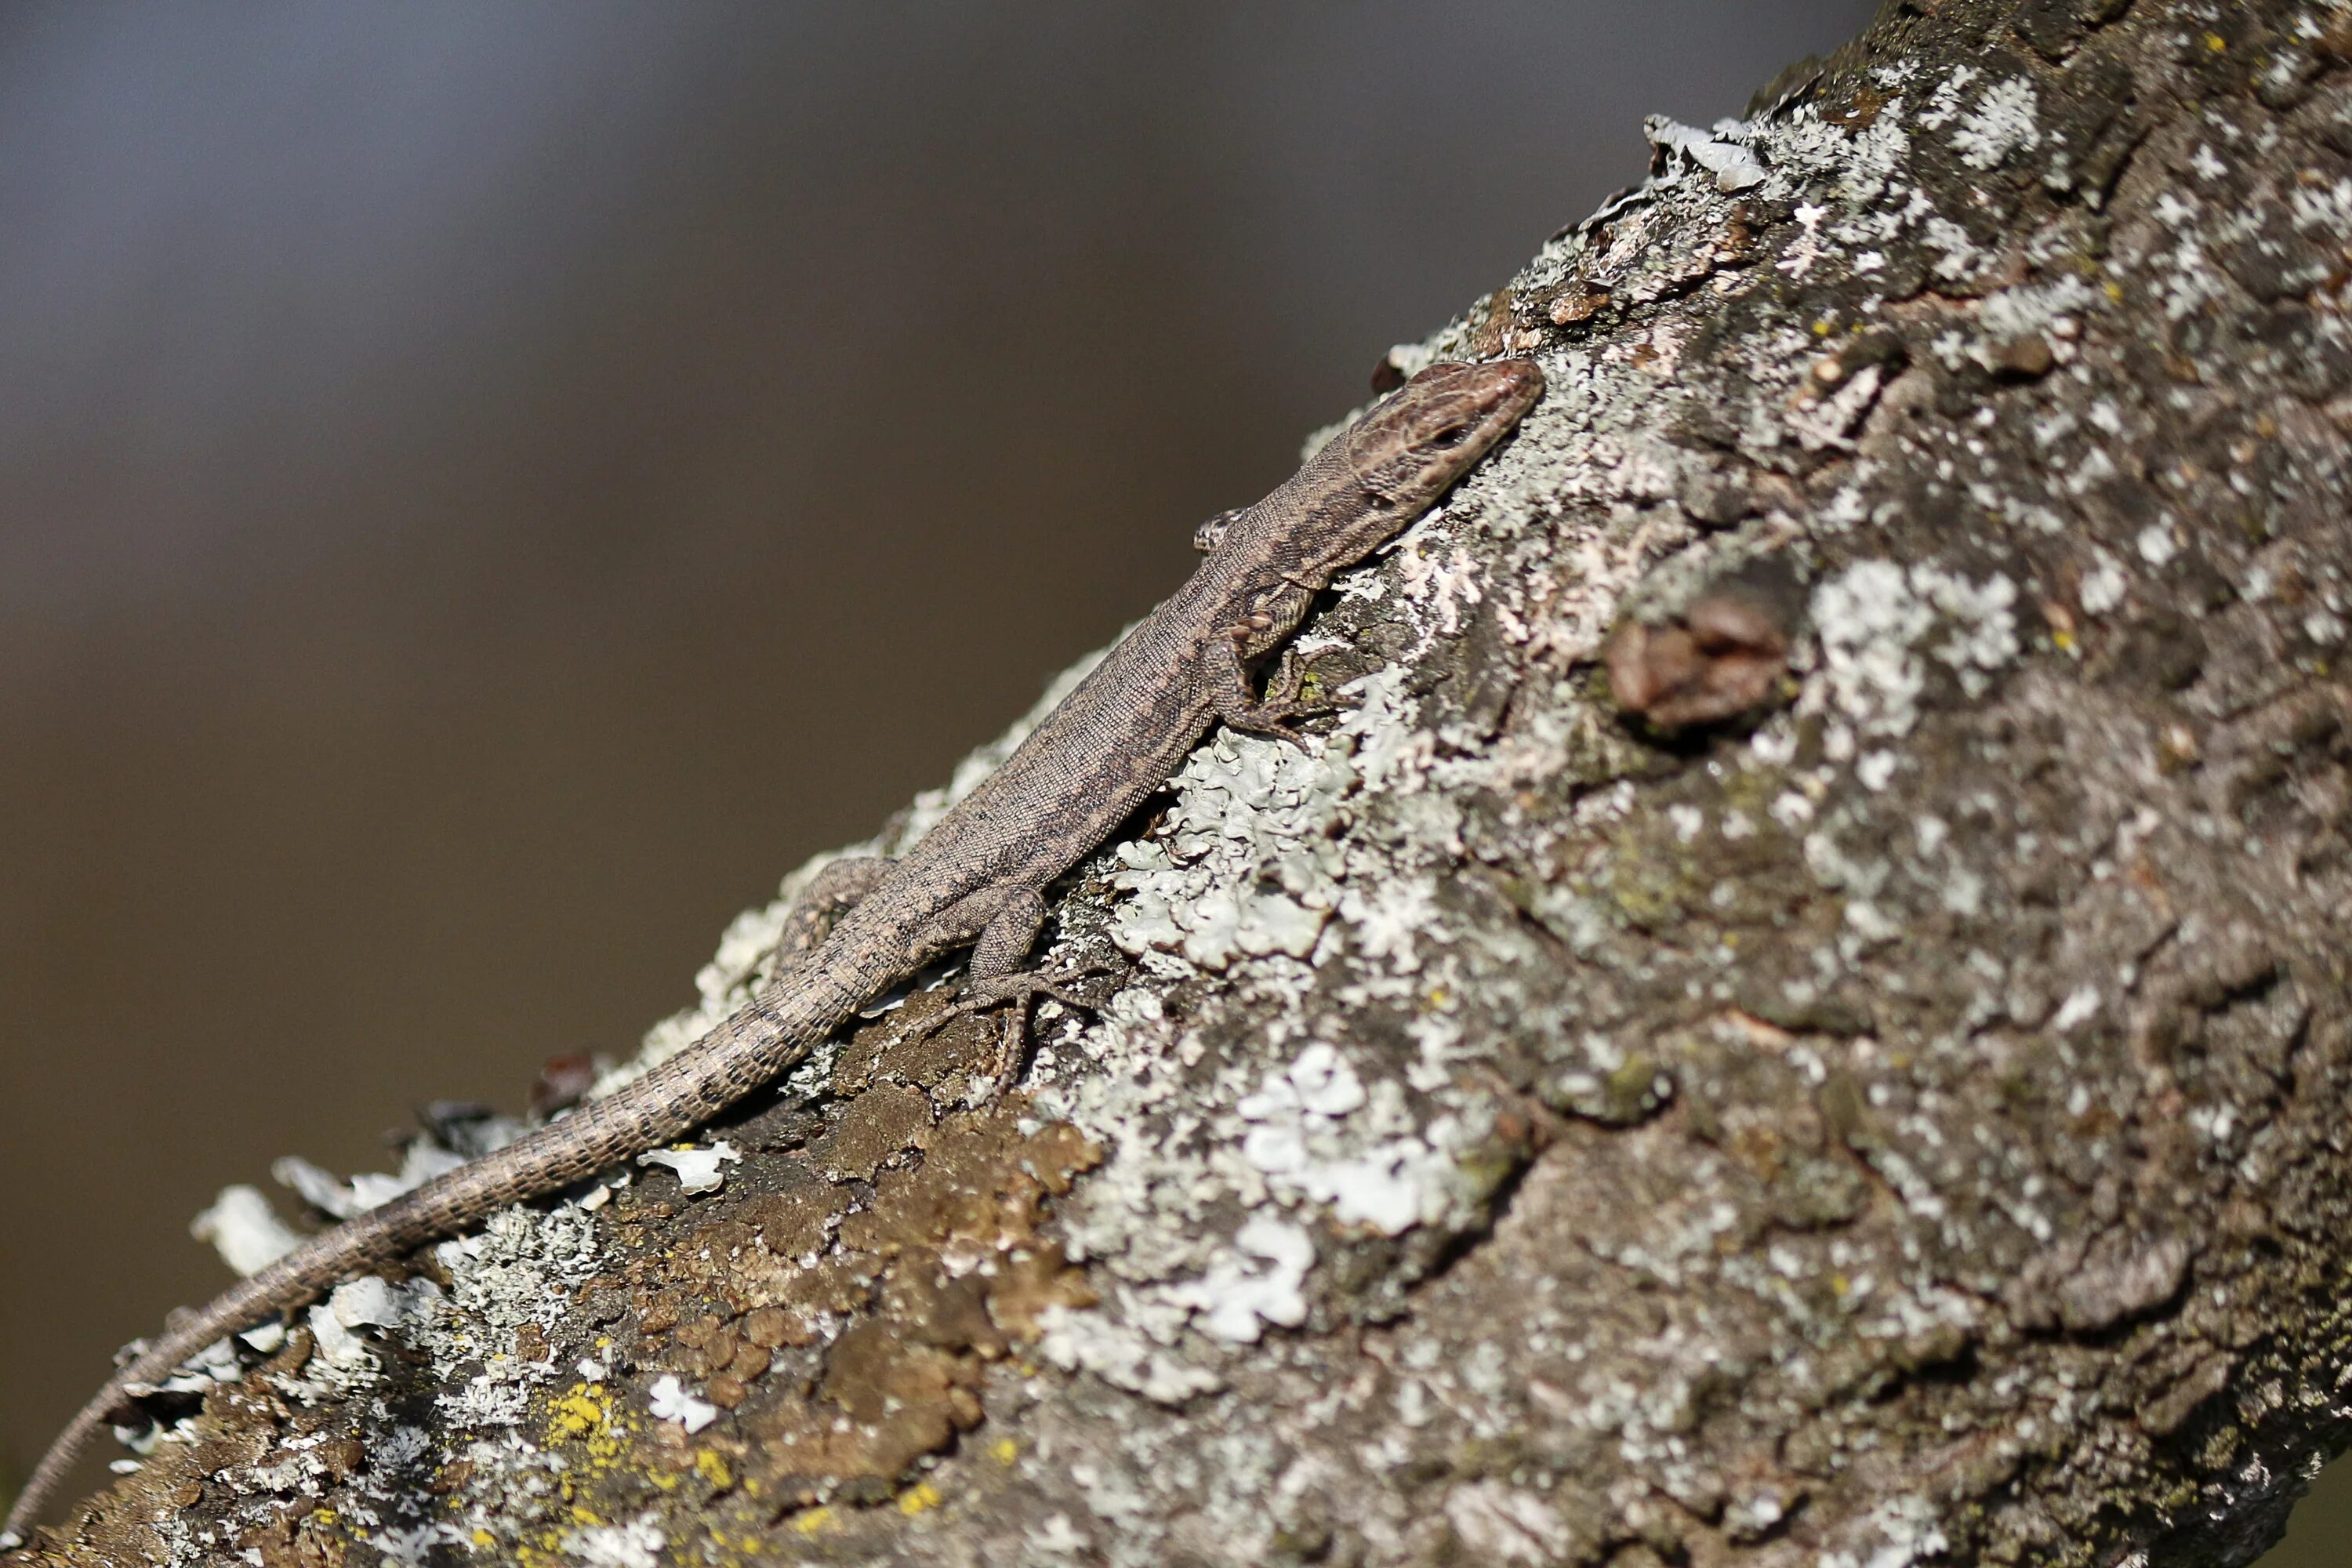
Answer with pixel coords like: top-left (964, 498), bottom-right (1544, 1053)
top-left (3, 356), bottom-right (1542, 1546)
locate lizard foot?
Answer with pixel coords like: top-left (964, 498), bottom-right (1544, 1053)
top-left (1211, 643), bottom-right (1316, 746)
top-left (889, 963), bottom-right (1118, 1098)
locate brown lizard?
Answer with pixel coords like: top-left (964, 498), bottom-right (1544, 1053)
top-left (4, 357), bottom-right (1542, 1544)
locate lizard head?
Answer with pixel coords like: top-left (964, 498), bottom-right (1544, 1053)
top-left (1307, 358), bottom-right (1544, 575)
top-left (1196, 358), bottom-right (1541, 590)
top-left (1345, 358), bottom-right (1543, 506)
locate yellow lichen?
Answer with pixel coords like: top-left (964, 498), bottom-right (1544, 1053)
top-left (548, 1385), bottom-right (609, 1443)
top-left (898, 1480), bottom-right (944, 1515)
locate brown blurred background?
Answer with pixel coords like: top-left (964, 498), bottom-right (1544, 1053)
top-left (0, 5), bottom-right (2341, 1556)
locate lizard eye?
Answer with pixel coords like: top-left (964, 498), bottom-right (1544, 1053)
top-left (1431, 422), bottom-right (1473, 448)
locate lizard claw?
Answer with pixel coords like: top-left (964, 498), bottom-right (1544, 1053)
top-left (1219, 710), bottom-right (1303, 744)
top-left (881, 962), bottom-right (1118, 1094)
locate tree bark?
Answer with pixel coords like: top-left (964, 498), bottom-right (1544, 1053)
top-left (19, 1), bottom-right (2352, 1563)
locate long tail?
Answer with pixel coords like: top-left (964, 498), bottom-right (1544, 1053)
top-left (5, 977), bottom-right (840, 1545)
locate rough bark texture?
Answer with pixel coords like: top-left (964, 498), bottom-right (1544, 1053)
top-left (16, 0), bottom-right (2352, 1563)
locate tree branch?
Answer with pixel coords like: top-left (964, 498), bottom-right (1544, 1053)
top-left (17, 1), bottom-right (2352, 1563)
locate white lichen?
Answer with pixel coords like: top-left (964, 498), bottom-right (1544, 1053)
top-left (1235, 1044), bottom-right (1466, 1236)
top-left (272, 1138), bottom-right (471, 1221)
top-left (633, 1139), bottom-right (740, 1195)
top-left (1809, 560), bottom-right (2020, 741)
top-left (646, 1374), bottom-right (718, 1434)
top-left (1645, 115), bottom-right (1770, 192)
top-left (1163, 1218), bottom-right (1314, 1344)
top-left (559, 1517), bottom-right (667, 1568)
top-left (190, 1185), bottom-right (301, 1276)
top-left (1950, 78), bottom-right (2040, 170)
top-left (2081, 549), bottom-right (2129, 615)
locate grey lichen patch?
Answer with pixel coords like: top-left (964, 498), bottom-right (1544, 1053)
top-left (22, 1153), bottom-right (614, 1567)
top-left (22, 1), bottom-right (2352, 1564)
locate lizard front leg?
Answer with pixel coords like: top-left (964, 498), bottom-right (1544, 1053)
top-left (1207, 622), bottom-right (1309, 742)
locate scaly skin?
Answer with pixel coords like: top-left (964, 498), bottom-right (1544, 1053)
top-left (4, 357), bottom-right (1541, 1545)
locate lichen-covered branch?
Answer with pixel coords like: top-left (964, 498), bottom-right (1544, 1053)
top-left (16, 0), bottom-right (2352, 1563)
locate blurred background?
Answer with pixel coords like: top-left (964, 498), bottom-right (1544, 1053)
top-left (0, 5), bottom-right (2341, 1558)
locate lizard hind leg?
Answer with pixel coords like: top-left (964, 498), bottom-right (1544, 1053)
top-left (892, 886), bottom-right (1112, 1096)
top-left (765, 855), bottom-right (896, 985)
